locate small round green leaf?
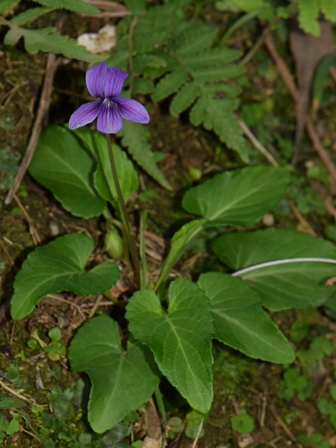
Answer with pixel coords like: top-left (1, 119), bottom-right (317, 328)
top-left (230, 412), bottom-right (254, 434)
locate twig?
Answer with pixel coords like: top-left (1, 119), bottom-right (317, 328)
top-left (289, 202), bottom-right (317, 236)
top-left (14, 194), bottom-right (41, 245)
top-left (127, 15), bottom-right (138, 96)
top-left (5, 53), bottom-right (58, 204)
top-left (190, 419), bottom-right (203, 448)
top-left (236, 115), bottom-right (278, 166)
top-left (88, 294), bottom-right (103, 319)
top-left (269, 404), bottom-right (298, 444)
top-left (46, 294), bottom-right (86, 321)
top-left (20, 428), bottom-right (43, 444)
top-left (0, 379), bottom-right (38, 406)
top-left (264, 33), bottom-right (336, 184)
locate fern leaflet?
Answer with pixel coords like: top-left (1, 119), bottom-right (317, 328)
top-left (120, 122), bottom-right (172, 191)
top-left (170, 82), bottom-right (200, 116)
top-left (319, 0), bottom-right (336, 22)
top-left (297, 0), bottom-right (320, 36)
top-left (10, 7), bottom-right (53, 25)
top-left (18, 27), bottom-right (104, 62)
top-left (152, 68), bottom-right (189, 101)
top-left (190, 97), bottom-right (248, 162)
top-left (32, 0), bottom-right (99, 14)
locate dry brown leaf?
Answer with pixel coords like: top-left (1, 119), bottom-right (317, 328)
top-left (289, 18), bottom-right (334, 163)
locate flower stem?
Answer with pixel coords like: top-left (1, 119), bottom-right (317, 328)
top-left (106, 135), bottom-right (140, 286)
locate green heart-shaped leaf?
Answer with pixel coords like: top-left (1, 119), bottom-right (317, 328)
top-left (126, 279), bottom-right (214, 413)
top-left (213, 228), bottom-right (336, 310)
top-left (29, 126), bottom-right (106, 218)
top-left (182, 166), bottom-right (289, 226)
top-left (69, 314), bottom-right (160, 433)
top-left (198, 273), bottom-right (295, 363)
top-left (11, 234), bottom-right (119, 320)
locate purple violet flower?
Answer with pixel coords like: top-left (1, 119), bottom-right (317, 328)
top-left (69, 62), bottom-right (150, 134)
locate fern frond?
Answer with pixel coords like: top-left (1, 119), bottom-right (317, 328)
top-left (125, 0), bottom-right (146, 14)
top-left (152, 68), bottom-right (189, 101)
top-left (184, 48), bottom-right (242, 68)
top-left (0, 0), bottom-right (19, 15)
top-left (297, 0), bottom-right (320, 36)
top-left (133, 54), bottom-right (168, 75)
top-left (193, 65), bottom-right (245, 83)
top-left (19, 28), bottom-right (104, 62)
top-left (190, 97), bottom-right (248, 161)
top-left (4, 27), bottom-right (25, 46)
top-left (10, 7), bottom-right (53, 25)
top-left (32, 0), bottom-right (99, 14)
top-left (120, 122), bottom-right (172, 190)
top-left (133, 78), bottom-right (154, 95)
top-left (173, 26), bottom-right (217, 55)
top-left (133, 4), bottom-right (182, 52)
top-left (170, 81), bottom-right (200, 116)
top-left (319, 0), bottom-right (336, 21)
top-left (106, 49), bottom-right (129, 71)
top-left (204, 84), bottom-right (242, 97)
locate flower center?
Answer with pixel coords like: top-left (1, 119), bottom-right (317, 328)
top-left (103, 98), bottom-right (113, 107)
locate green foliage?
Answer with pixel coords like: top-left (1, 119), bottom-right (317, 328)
top-left (213, 228), bottom-right (336, 310)
top-left (312, 55), bottom-right (336, 112)
top-left (0, 0), bottom-right (19, 14)
top-left (297, 0), bottom-right (319, 36)
top-left (77, 130), bottom-right (139, 206)
top-left (4, 26), bottom-right (104, 62)
top-left (151, 25), bottom-right (246, 158)
top-left (124, 0), bottom-right (146, 14)
top-left (298, 433), bottom-right (331, 448)
top-left (217, 0), bottom-right (336, 36)
top-left (156, 219), bottom-right (207, 294)
top-left (230, 412), bottom-right (254, 434)
top-left (290, 320), bottom-right (308, 342)
top-left (278, 368), bottom-right (310, 400)
top-left (29, 126), bottom-right (106, 218)
top-left (10, 6), bottom-right (53, 25)
top-left (113, 4), bottom-right (248, 158)
top-left (126, 279), bottom-right (214, 413)
top-left (120, 121), bottom-right (172, 190)
top-left (69, 315), bottom-right (160, 433)
top-left (10, 234), bottom-right (119, 320)
top-left (320, 0), bottom-right (336, 21)
top-left (198, 273), bottom-right (295, 363)
top-left (32, 0), bottom-right (99, 14)
top-left (185, 411), bottom-right (205, 439)
top-left (297, 336), bottom-right (333, 362)
top-left (182, 166), bottom-right (290, 226)
top-left (3, 2), bottom-right (103, 62)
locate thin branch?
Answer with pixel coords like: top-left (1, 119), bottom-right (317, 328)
top-left (264, 33), bottom-right (336, 184)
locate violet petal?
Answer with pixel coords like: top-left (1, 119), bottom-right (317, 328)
top-left (114, 97), bottom-right (150, 124)
top-left (96, 102), bottom-right (123, 134)
top-left (86, 62), bottom-right (107, 98)
top-left (69, 101), bottom-right (101, 130)
top-left (103, 67), bottom-right (129, 98)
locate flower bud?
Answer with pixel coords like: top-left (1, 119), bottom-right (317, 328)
top-left (104, 225), bottom-right (123, 259)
